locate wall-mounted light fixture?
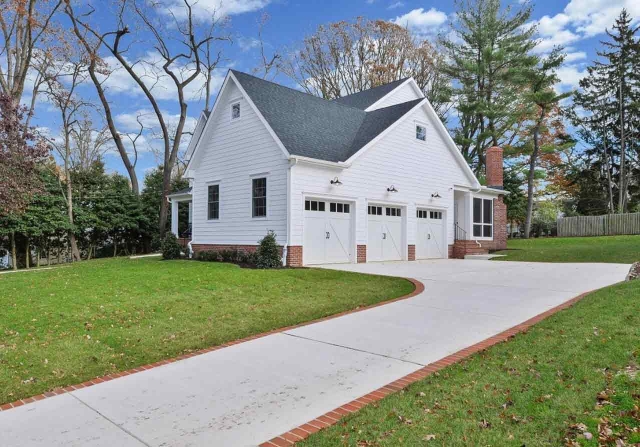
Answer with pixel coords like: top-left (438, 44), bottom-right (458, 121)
top-left (431, 192), bottom-right (442, 199)
top-left (330, 177), bottom-right (342, 186)
top-left (387, 185), bottom-right (398, 193)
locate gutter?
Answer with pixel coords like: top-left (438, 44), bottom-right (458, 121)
top-left (289, 155), bottom-right (350, 169)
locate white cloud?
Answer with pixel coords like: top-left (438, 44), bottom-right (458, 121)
top-left (161, 0), bottom-right (270, 19)
top-left (95, 53), bottom-right (226, 104)
top-left (388, 1), bottom-right (404, 9)
top-left (391, 7), bottom-right (448, 35)
top-left (237, 36), bottom-right (261, 52)
top-left (556, 65), bottom-right (587, 91)
top-left (529, 0), bottom-right (640, 54)
top-left (565, 51), bottom-right (587, 63)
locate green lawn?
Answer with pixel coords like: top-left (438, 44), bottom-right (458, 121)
top-left (301, 280), bottom-right (640, 446)
top-left (0, 258), bottom-right (413, 405)
top-left (494, 235), bottom-right (640, 263)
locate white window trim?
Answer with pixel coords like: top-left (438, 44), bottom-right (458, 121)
top-left (473, 197), bottom-right (493, 240)
top-left (206, 181), bottom-right (221, 221)
top-left (415, 120), bottom-right (428, 142)
top-left (250, 173), bottom-right (270, 220)
top-left (231, 102), bottom-right (241, 120)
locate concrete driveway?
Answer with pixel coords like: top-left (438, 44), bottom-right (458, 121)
top-left (0, 260), bottom-right (629, 447)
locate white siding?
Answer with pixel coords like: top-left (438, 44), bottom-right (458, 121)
top-left (190, 80), bottom-right (289, 246)
top-left (369, 82), bottom-right (423, 110)
top-left (290, 105), bottom-right (475, 250)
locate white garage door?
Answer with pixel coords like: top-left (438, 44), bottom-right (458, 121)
top-left (303, 199), bottom-right (353, 265)
top-left (368, 205), bottom-right (404, 262)
top-left (416, 209), bottom-right (446, 259)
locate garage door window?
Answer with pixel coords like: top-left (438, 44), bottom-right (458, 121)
top-left (329, 202), bottom-right (350, 213)
top-left (368, 206), bottom-right (383, 215)
top-left (386, 207), bottom-right (401, 217)
top-left (473, 198), bottom-right (493, 238)
top-left (305, 200), bottom-right (325, 211)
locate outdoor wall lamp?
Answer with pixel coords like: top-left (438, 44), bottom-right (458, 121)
top-left (387, 185), bottom-right (398, 193)
top-left (431, 192), bottom-right (442, 199)
top-left (330, 177), bottom-right (342, 185)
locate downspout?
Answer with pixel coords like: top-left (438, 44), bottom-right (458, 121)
top-left (283, 158), bottom-right (297, 266)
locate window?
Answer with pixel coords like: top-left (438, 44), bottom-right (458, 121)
top-left (231, 102), bottom-right (240, 119)
top-left (305, 200), bottom-right (325, 211)
top-left (252, 177), bottom-right (267, 217)
top-left (207, 184), bottom-right (219, 220)
top-left (473, 198), bottom-right (493, 238)
top-left (416, 124), bottom-right (426, 141)
top-left (418, 210), bottom-right (442, 219)
top-left (386, 207), bottom-right (401, 217)
top-left (368, 206), bottom-right (383, 216)
top-left (329, 202), bottom-right (350, 213)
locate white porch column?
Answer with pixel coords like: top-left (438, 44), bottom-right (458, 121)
top-left (171, 200), bottom-right (179, 236)
top-left (464, 191), bottom-right (474, 240)
top-left (188, 201), bottom-right (192, 224)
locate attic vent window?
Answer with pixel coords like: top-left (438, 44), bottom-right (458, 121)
top-left (416, 124), bottom-right (426, 141)
top-left (231, 102), bottom-right (240, 120)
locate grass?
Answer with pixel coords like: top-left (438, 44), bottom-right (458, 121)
top-left (0, 257), bottom-right (414, 405)
top-left (300, 280), bottom-right (640, 446)
top-left (494, 235), bottom-right (640, 263)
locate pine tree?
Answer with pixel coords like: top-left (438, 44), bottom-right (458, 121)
top-left (520, 48), bottom-right (573, 238)
top-left (441, 0), bottom-right (538, 174)
top-left (574, 9), bottom-right (640, 213)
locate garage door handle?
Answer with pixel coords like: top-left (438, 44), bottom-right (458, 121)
top-left (326, 232), bottom-right (330, 239)
top-left (382, 233), bottom-right (386, 239)
top-left (428, 234), bottom-right (431, 240)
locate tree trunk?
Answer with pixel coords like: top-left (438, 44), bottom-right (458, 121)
top-left (36, 247), bottom-right (41, 268)
top-left (618, 79), bottom-right (626, 213)
top-left (25, 238), bottom-right (30, 269)
top-left (47, 249), bottom-right (51, 266)
top-left (10, 232), bottom-right (17, 271)
top-left (113, 238), bottom-right (118, 257)
top-left (524, 124), bottom-right (541, 239)
top-left (602, 136), bottom-right (615, 214)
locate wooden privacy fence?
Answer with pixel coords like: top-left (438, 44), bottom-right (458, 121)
top-left (557, 213), bottom-right (640, 237)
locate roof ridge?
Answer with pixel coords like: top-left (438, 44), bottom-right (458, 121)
top-left (334, 77), bottom-right (411, 101)
top-left (229, 69), bottom-right (365, 112)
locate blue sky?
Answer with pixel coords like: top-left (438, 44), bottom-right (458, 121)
top-left (26, 0), bottom-right (640, 186)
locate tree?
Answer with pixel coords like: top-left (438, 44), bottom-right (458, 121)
top-left (42, 50), bottom-right (90, 261)
top-left (573, 9), bottom-right (640, 213)
top-left (502, 168), bottom-right (527, 232)
top-left (140, 166), bottom-right (189, 241)
top-left (0, 0), bottom-right (62, 103)
top-left (66, 0), bottom-right (227, 236)
top-left (0, 93), bottom-right (49, 218)
top-left (441, 0), bottom-right (537, 173)
top-left (519, 48), bottom-right (572, 238)
top-left (282, 18), bottom-right (453, 121)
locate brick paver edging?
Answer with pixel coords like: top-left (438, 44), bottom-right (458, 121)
top-left (0, 277), bottom-right (424, 413)
top-left (259, 289), bottom-right (597, 447)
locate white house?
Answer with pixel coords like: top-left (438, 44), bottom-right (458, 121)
top-left (172, 70), bottom-right (507, 266)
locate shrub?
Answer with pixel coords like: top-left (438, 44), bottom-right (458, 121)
top-left (161, 233), bottom-right (182, 260)
top-left (256, 231), bottom-right (282, 269)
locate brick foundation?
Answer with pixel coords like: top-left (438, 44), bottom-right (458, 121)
top-left (407, 245), bottom-right (415, 261)
top-left (448, 245), bottom-right (454, 258)
top-left (357, 245), bottom-right (367, 263)
top-left (286, 246), bottom-right (303, 267)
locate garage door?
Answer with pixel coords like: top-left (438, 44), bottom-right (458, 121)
top-left (303, 199), bottom-right (353, 265)
top-left (368, 205), bottom-right (404, 262)
top-left (416, 209), bottom-right (445, 259)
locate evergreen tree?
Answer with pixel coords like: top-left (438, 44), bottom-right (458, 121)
top-left (441, 0), bottom-right (538, 174)
top-left (519, 48), bottom-right (573, 238)
top-left (573, 9), bottom-right (640, 213)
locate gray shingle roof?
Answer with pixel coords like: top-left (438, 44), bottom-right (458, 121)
top-left (332, 78), bottom-right (410, 110)
top-left (230, 70), bottom-right (423, 163)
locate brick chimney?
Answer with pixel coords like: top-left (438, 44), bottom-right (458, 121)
top-left (486, 146), bottom-right (504, 189)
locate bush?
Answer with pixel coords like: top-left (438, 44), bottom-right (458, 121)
top-left (256, 231), bottom-right (282, 269)
top-left (150, 234), bottom-right (163, 252)
top-left (161, 233), bottom-right (182, 260)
